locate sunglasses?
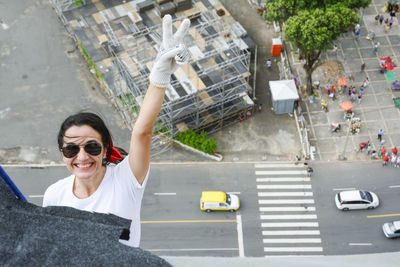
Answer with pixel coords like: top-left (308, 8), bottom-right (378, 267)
top-left (61, 141), bottom-right (103, 158)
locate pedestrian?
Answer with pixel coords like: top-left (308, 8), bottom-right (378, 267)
top-left (396, 156), bottom-right (400, 168)
top-left (295, 155), bottom-right (301, 165)
top-left (375, 14), bottom-right (380, 25)
top-left (371, 150), bottom-right (377, 159)
top-left (359, 87), bottom-right (364, 95)
top-left (390, 9), bottom-right (396, 17)
top-left (350, 92), bottom-right (356, 102)
top-left (367, 143), bottom-right (372, 155)
top-left (383, 155), bottom-right (389, 166)
top-left (385, 24), bottom-right (391, 33)
top-left (380, 146), bottom-right (386, 157)
top-left (373, 42), bottom-right (380, 53)
top-left (361, 63), bottom-right (366, 72)
top-left (266, 59), bottom-right (272, 69)
top-left (379, 14), bottom-right (384, 25)
top-left (258, 103), bottom-right (262, 112)
top-left (391, 154), bottom-right (397, 166)
top-left (355, 24), bottom-right (360, 31)
top-left (357, 94), bottom-right (362, 104)
top-left (389, 17), bottom-right (394, 26)
top-left (354, 29), bottom-right (360, 40)
top-left (392, 146), bottom-right (398, 156)
top-left (378, 129), bottom-right (384, 142)
top-left (359, 141), bottom-right (368, 152)
top-left (310, 93), bottom-right (315, 103)
top-left (306, 166), bottom-right (314, 178)
top-left (363, 78), bottom-right (370, 88)
top-left (42, 14), bottom-right (191, 248)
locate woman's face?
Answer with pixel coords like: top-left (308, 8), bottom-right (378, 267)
top-left (62, 125), bottom-right (106, 181)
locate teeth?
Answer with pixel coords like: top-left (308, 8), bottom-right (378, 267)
top-left (77, 163), bottom-right (92, 168)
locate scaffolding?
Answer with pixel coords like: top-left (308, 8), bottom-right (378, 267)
top-left (51, 0), bottom-right (254, 156)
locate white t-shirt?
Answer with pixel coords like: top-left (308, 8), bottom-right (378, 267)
top-left (43, 157), bottom-right (148, 247)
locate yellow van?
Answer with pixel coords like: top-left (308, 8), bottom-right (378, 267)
top-left (200, 191), bottom-right (240, 212)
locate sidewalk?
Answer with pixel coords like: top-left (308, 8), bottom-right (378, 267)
top-left (289, 0), bottom-right (400, 161)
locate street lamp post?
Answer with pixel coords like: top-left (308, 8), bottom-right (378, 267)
top-left (338, 118), bottom-right (352, 160)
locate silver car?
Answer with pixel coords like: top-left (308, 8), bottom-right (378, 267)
top-left (382, 221), bottom-right (400, 239)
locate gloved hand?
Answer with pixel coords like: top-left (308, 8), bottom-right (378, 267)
top-left (149, 14), bottom-right (191, 88)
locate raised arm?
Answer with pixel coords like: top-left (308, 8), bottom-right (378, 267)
top-left (129, 15), bottom-right (190, 184)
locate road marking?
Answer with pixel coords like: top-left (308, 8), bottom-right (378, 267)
top-left (263, 230), bottom-right (320, 235)
top-left (257, 178), bottom-right (310, 182)
top-left (367, 213), bottom-right (400, 218)
top-left (141, 219), bottom-right (236, 223)
top-left (258, 185), bottom-right (312, 189)
top-left (264, 247), bottom-right (323, 252)
top-left (29, 195), bottom-right (44, 198)
top-left (261, 215), bottom-right (317, 220)
top-left (389, 185), bottom-right (400, 188)
top-left (256, 170), bottom-right (307, 175)
top-left (255, 164), bottom-right (305, 168)
top-left (259, 199), bottom-right (314, 204)
top-left (263, 238), bottom-right (321, 243)
top-left (348, 243), bottom-right (372, 246)
top-left (260, 206), bottom-right (315, 212)
top-left (147, 248), bottom-right (239, 252)
top-left (262, 222), bottom-right (319, 227)
top-left (333, 188), bottom-right (356, 191)
top-left (258, 192), bottom-right (313, 197)
top-left (154, 193), bottom-right (176, 196)
top-left (236, 214), bottom-right (244, 257)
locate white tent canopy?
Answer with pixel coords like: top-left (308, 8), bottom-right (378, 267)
top-left (269, 79), bottom-right (299, 101)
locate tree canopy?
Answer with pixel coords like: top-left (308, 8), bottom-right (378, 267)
top-left (265, 0), bottom-right (371, 24)
top-left (283, 4), bottom-right (359, 94)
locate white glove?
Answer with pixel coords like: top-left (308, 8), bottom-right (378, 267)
top-left (149, 14), bottom-right (191, 88)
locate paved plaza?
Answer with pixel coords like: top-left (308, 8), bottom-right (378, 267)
top-left (291, 0), bottom-right (400, 161)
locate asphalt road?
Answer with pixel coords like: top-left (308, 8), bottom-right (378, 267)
top-left (3, 161), bottom-right (400, 257)
top-left (311, 161), bottom-right (400, 255)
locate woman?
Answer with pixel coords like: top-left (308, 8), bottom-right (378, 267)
top-left (43, 15), bottom-right (190, 247)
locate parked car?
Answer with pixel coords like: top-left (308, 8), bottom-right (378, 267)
top-left (200, 191), bottom-right (240, 212)
top-left (382, 221), bottom-right (400, 239)
top-left (335, 190), bottom-right (379, 211)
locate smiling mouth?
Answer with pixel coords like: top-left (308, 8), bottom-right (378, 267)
top-left (75, 163), bottom-right (94, 169)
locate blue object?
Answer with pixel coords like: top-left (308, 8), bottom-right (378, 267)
top-left (0, 165), bottom-right (27, 202)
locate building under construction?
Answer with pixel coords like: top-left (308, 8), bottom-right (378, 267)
top-left (51, 0), bottom-right (255, 155)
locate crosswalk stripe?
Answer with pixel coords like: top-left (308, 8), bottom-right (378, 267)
top-left (260, 207), bottom-right (315, 212)
top-left (262, 222), bottom-right (319, 227)
top-left (257, 177), bottom-right (310, 182)
top-left (264, 247), bottom-right (323, 252)
top-left (259, 199), bottom-right (314, 204)
top-left (257, 185), bottom-right (312, 189)
top-left (256, 170), bottom-right (307, 175)
top-left (258, 192), bottom-right (313, 197)
top-left (263, 238), bottom-right (321, 243)
top-left (263, 230), bottom-right (320, 235)
top-left (255, 164), bottom-right (305, 168)
top-left (261, 215), bottom-right (317, 220)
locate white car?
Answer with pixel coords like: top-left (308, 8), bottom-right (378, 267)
top-left (382, 221), bottom-right (400, 239)
top-left (335, 190), bottom-right (379, 211)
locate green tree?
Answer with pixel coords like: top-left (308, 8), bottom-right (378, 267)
top-left (264, 0), bottom-right (369, 95)
top-left (265, 0), bottom-right (371, 23)
top-left (284, 5), bottom-right (359, 94)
